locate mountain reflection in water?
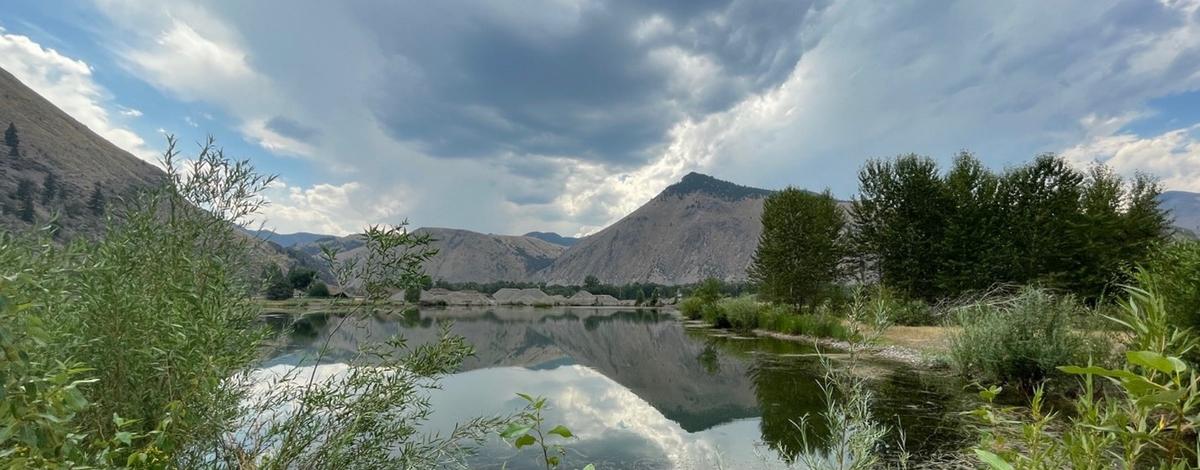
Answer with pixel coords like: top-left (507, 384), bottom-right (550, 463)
top-left (260, 307), bottom-right (969, 469)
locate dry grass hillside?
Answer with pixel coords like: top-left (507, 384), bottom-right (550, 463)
top-left (0, 67), bottom-right (162, 238)
top-left (541, 173), bottom-right (773, 285)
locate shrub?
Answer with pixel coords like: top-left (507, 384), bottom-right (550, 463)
top-left (758, 304), bottom-right (853, 341)
top-left (718, 295), bottom-right (760, 331)
top-left (701, 301), bottom-right (730, 328)
top-left (306, 281), bottom-right (331, 298)
top-left (677, 296), bottom-right (705, 320)
top-left (949, 287), bottom-right (1102, 387)
top-left (1141, 239), bottom-right (1200, 331)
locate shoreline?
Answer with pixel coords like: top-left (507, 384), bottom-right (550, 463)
top-left (750, 328), bottom-right (948, 369)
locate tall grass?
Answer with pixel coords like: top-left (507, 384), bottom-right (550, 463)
top-left (949, 287), bottom-right (1105, 387)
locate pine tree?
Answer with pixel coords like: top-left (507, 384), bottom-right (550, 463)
top-left (4, 123), bottom-right (18, 157)
top-left (87, 184), bottom-right (106, 216)
top-left (749, 188), bottom-right (847, 307)
top-left (41, 172), bottom-right (59, 205)
top-left (15, 178), bottom-right (35, 223)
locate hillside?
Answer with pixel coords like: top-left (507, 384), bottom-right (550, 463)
top-left (1160, 190), bottom-right (1200, 233)
top-left (301, 227), bottom-right (566, 284)
top-left (242, 228), bottom-right (335, 248)
top-left (541, 172), bottom-right (773, 285)
top-left (0, 66), bottom-right (323, 277)
top-left (0, 67), bottom-right (162, 238)
top-left (523, 231), bottom-right (579, 247)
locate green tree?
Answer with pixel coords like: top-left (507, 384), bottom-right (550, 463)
top-left (937, 152), bottom-right (1004, 294)
top-left (306, 280), bottom-right (331, 298)
top-left (649, 287), bottom-right (661, 306)
top-left (263, 264), bottom-right (293, 300)
top-left (4, 123), bottom-right (18, 157)
top-left (287, 267), bottom-right (317, 290)
top-left (851, 155), bottom-right (950, 300)
top-left (583, 275), bottom-right (599, 290)
top-left (693, 277), bottom-right (723, 304)
top-left (14, 178), bottom-right (35, 223)
top-left (635, 289), bottom-right (646, 306)
top-left (41, 172), bottom-right (59, 205)
top-left (87, 183), bottom-right (106, 216)
top-left (749, 187), bottom-right (846, 307)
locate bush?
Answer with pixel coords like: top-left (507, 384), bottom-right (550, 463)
top-left (758, 304), bottom-right (853, 340)
top-left (677, 296), bottom-right (705, 320)
top-left (1141, 239), bottom-right (1200, 331)
top-left (949, 287), bottom-right (1102, 387)
top-left (306, 281), bottom-right (330, 298)
top-left (718, 295), bottom-right (760, 331)
top-left (701, 301), bottom-right (730, 328)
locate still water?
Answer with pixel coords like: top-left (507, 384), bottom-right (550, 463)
top-left (260, 307), bottom-right (970, 469)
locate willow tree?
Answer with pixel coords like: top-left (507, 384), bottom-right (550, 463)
top-left (749, 187), bottom-right (847, 307)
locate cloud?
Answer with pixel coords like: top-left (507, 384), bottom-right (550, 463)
top-left (0, 29), bottom-right (157, 163)
top-left (1063, 123), bottom-right (1200, 191)
top-left (118, 105), bottom-right (143, 117)
top-left (81, 0), bottom-right (1200, 237)
top-left (257, 180), bottom-right (412, 235)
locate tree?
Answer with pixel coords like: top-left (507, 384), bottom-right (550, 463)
top-left (4, 123), bottom-right (18, 157)
top-left (87, 184), bottom-right (106, 216)
top-left (851, 155), bottom-right (951, 300)
top-left (14, 178), bottom-right (35, 223)
top-left (937, 153), bottom-right (1004, 295)
top-left (693, 278), bottom-right (723, 304)
top-left (287, 267), bottom-right (317, 290)
top-left (262, 264), bottom-right (293, 300)
top-left (635, 289), bottom-right (646, 306)
top-left (650, 287), bottom-right (661, 306)
top-left (306, 281), bottom-right (331, 298)
top-left (41, 172), bottom-right (59, 205)
top-left (749, 188), bottom-right (847, 307)
top-left (583, 275), bottom-right (600, 290)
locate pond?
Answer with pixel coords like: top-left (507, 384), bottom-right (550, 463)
top-left (260, 307), bottom-right (972, 469)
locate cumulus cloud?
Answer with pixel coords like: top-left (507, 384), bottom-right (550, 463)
top-left (0, 29), bottom-right (157, 163)
top-left (79, 0), bottom-right (1200, 236)
top-left (1063, 124), bottom-right (1200, 191)
top-left (257, 180), bottom-right (412, 235)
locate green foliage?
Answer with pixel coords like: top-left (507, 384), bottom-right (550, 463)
top-left (700, 301), bottom-right (730, 328)
top-left (501, 394), bottom-right (583, 470)
top-left (677, 296), bottom-right (705, 320)
top-left (287, 266), bottom-right (317, 290)
top-left (262, 264), bottom-right (294, 300)
top-left (306, 280), bottom-right (330, 298)
top-left (41, 171), bottom-right (58, 205)
top-left (14, 178), bottom-right (35, 223)
top-left (635, 289), bottom-right (646, 306)
top-left (758, 305), bottom-right (853, 341)
top-left (852, 153), bottom-right (1169, 301)
top-left (693, 277), bottom-right (723, 304)
top-left (718, 295), bottom-right (760, 331)
top-left (583, 275), bottom-right (599, 290)
top-left (950, 287), bottom-right (1102, 387)
top-left (1140, 239), bottom-right (1200, 331)
top-left (749, 188), bottom-right (846, 307)
top-left (970, 272), bottom-right (1199, 468)
top-left (4, 122), bottom-right (17, 157)
top-left (1, 136), bottom-right (506, 468)
top-left (87, 183), bottom-right (106, 217)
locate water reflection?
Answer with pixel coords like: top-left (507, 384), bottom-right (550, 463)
top-left (261, 307), bottom-right (968, 468)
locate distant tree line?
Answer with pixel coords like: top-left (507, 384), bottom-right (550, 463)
top-left (750, 152), bottom-right (1169, 307)
top-left (430, 276), bottom-right (754, 303)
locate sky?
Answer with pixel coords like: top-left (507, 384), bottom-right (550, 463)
top-left (1, 0), bottom-right (1199, 237)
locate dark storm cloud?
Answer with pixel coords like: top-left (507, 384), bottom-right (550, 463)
top-left (360, 0), bottom-right (819, 166)
top-left (265, 115), bottom-right (318, 141)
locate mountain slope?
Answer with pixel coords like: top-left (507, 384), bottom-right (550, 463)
top-left (523, 231), bottom-right (579, 247)
top-left (1160, 190), bottom-right (1200, 233)
top-left (541, 172), bottom-right (772, 285)
top-left (0, 67), bottom-right (162, 238)
top-left (243, 228), bottom-right (336, 248)
top-left (309, 227), bottom-right (567, 283)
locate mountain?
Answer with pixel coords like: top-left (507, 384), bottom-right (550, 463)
top-left (541, 172), bottom-right (773, 285)
top-left (1160, 190), bottom-right (1200, 233)
top-left (523, 231), bottom-right (579, 247)
top-left (0, 66), bottom-right (324, 277)
top-left (307, 227), bottom-right (566, 283)
top-left (242, 228), bottom-right (335, 248)
top-left (0, 67), bottom-right (162, 238)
